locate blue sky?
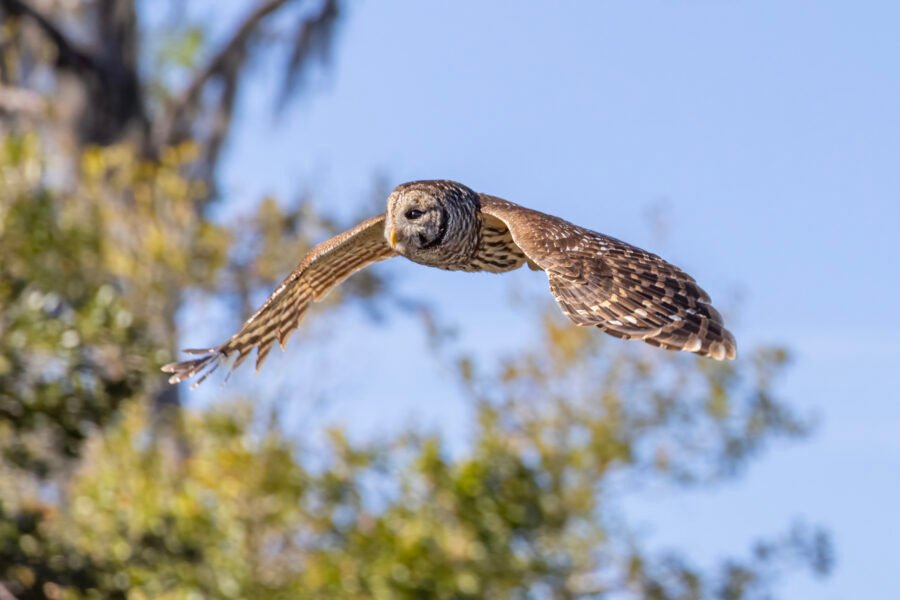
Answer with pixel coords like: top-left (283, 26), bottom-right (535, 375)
top-left (178, 2), bottom-right (900, 597)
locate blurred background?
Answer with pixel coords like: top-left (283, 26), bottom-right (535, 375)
top-left (1, 1), bottom-right (897, 598)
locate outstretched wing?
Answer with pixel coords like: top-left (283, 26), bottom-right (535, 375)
top-left (163, 214), bottom-right (396, 385)
top-left (479, 195), bottom-right (737, 360)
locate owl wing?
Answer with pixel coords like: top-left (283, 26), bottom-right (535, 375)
top-left (162, 214), bottom-right (396, 386)
top-left (479, 195), bottom-right (737, 360)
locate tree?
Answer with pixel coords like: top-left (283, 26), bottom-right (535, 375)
top-left (0, 0), bottom-right (347, 404)
top-left (0, 2), bottom-right (830, 598)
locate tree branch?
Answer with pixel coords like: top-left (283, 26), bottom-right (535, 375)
top-left (155, 0), bottom-right (293, 147)
top-left (0, 0), bottom-right (96, 73)
top-left (279, 0), bottom-right (339, 105)
top-left (1, 0), bottom-right (148, 146)
top-left (0, 84), bottom-right (47, 117)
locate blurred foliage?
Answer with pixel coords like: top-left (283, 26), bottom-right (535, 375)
top-left (0, 1), bottom-right (830, 598)
top-left (0, 135), bottom-right (225, 474)
top-left (0, 318), bottom-right (833, 598)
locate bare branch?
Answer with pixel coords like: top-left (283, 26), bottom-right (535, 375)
top-left (155, 0), bottom-right (293, 147)
top-left (279, 0), bottom-right (340, 106)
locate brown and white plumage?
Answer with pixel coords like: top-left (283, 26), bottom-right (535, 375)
top-left (163, 180), bottom-right (735, 385)
top-left (478, 196), bottom-right (736, 360)
top-left (163, 214), bottom-right (395, 385)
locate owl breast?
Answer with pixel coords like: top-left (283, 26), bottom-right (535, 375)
top-left (469, 218), bottom-right (528, 273)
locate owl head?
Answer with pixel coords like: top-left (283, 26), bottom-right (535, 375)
top-left (385, 180), bottom-right (480, 265)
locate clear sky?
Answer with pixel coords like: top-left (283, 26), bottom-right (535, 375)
top-left (179, 2), bottom-right (900, 598)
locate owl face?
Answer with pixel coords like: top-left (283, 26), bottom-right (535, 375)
top-left (385, 188), bottom-right (448, 257)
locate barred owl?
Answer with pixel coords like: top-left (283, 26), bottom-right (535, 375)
top-left (164, 180), bottom-right (737, 385)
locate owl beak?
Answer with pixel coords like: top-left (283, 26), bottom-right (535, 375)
top-left (390, 227), bottom-right (397, 248)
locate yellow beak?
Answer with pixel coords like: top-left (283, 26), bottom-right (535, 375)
top-left (390, 227), bottom-right (397, 248)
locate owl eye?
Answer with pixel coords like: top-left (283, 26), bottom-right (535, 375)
top-left (405, 209), bottom-right (424, 220)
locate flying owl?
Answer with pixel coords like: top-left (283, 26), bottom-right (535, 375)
top-left (163, 180), bottom-right (737, 385)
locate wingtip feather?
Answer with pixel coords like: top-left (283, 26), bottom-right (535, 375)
top-left (161, 350), bottom-right (224, 387)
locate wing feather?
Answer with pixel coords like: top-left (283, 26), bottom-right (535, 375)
top-left (479, 195), bottom-right (737, 360)
top-left (162, 214), bottom-right (396, 385)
